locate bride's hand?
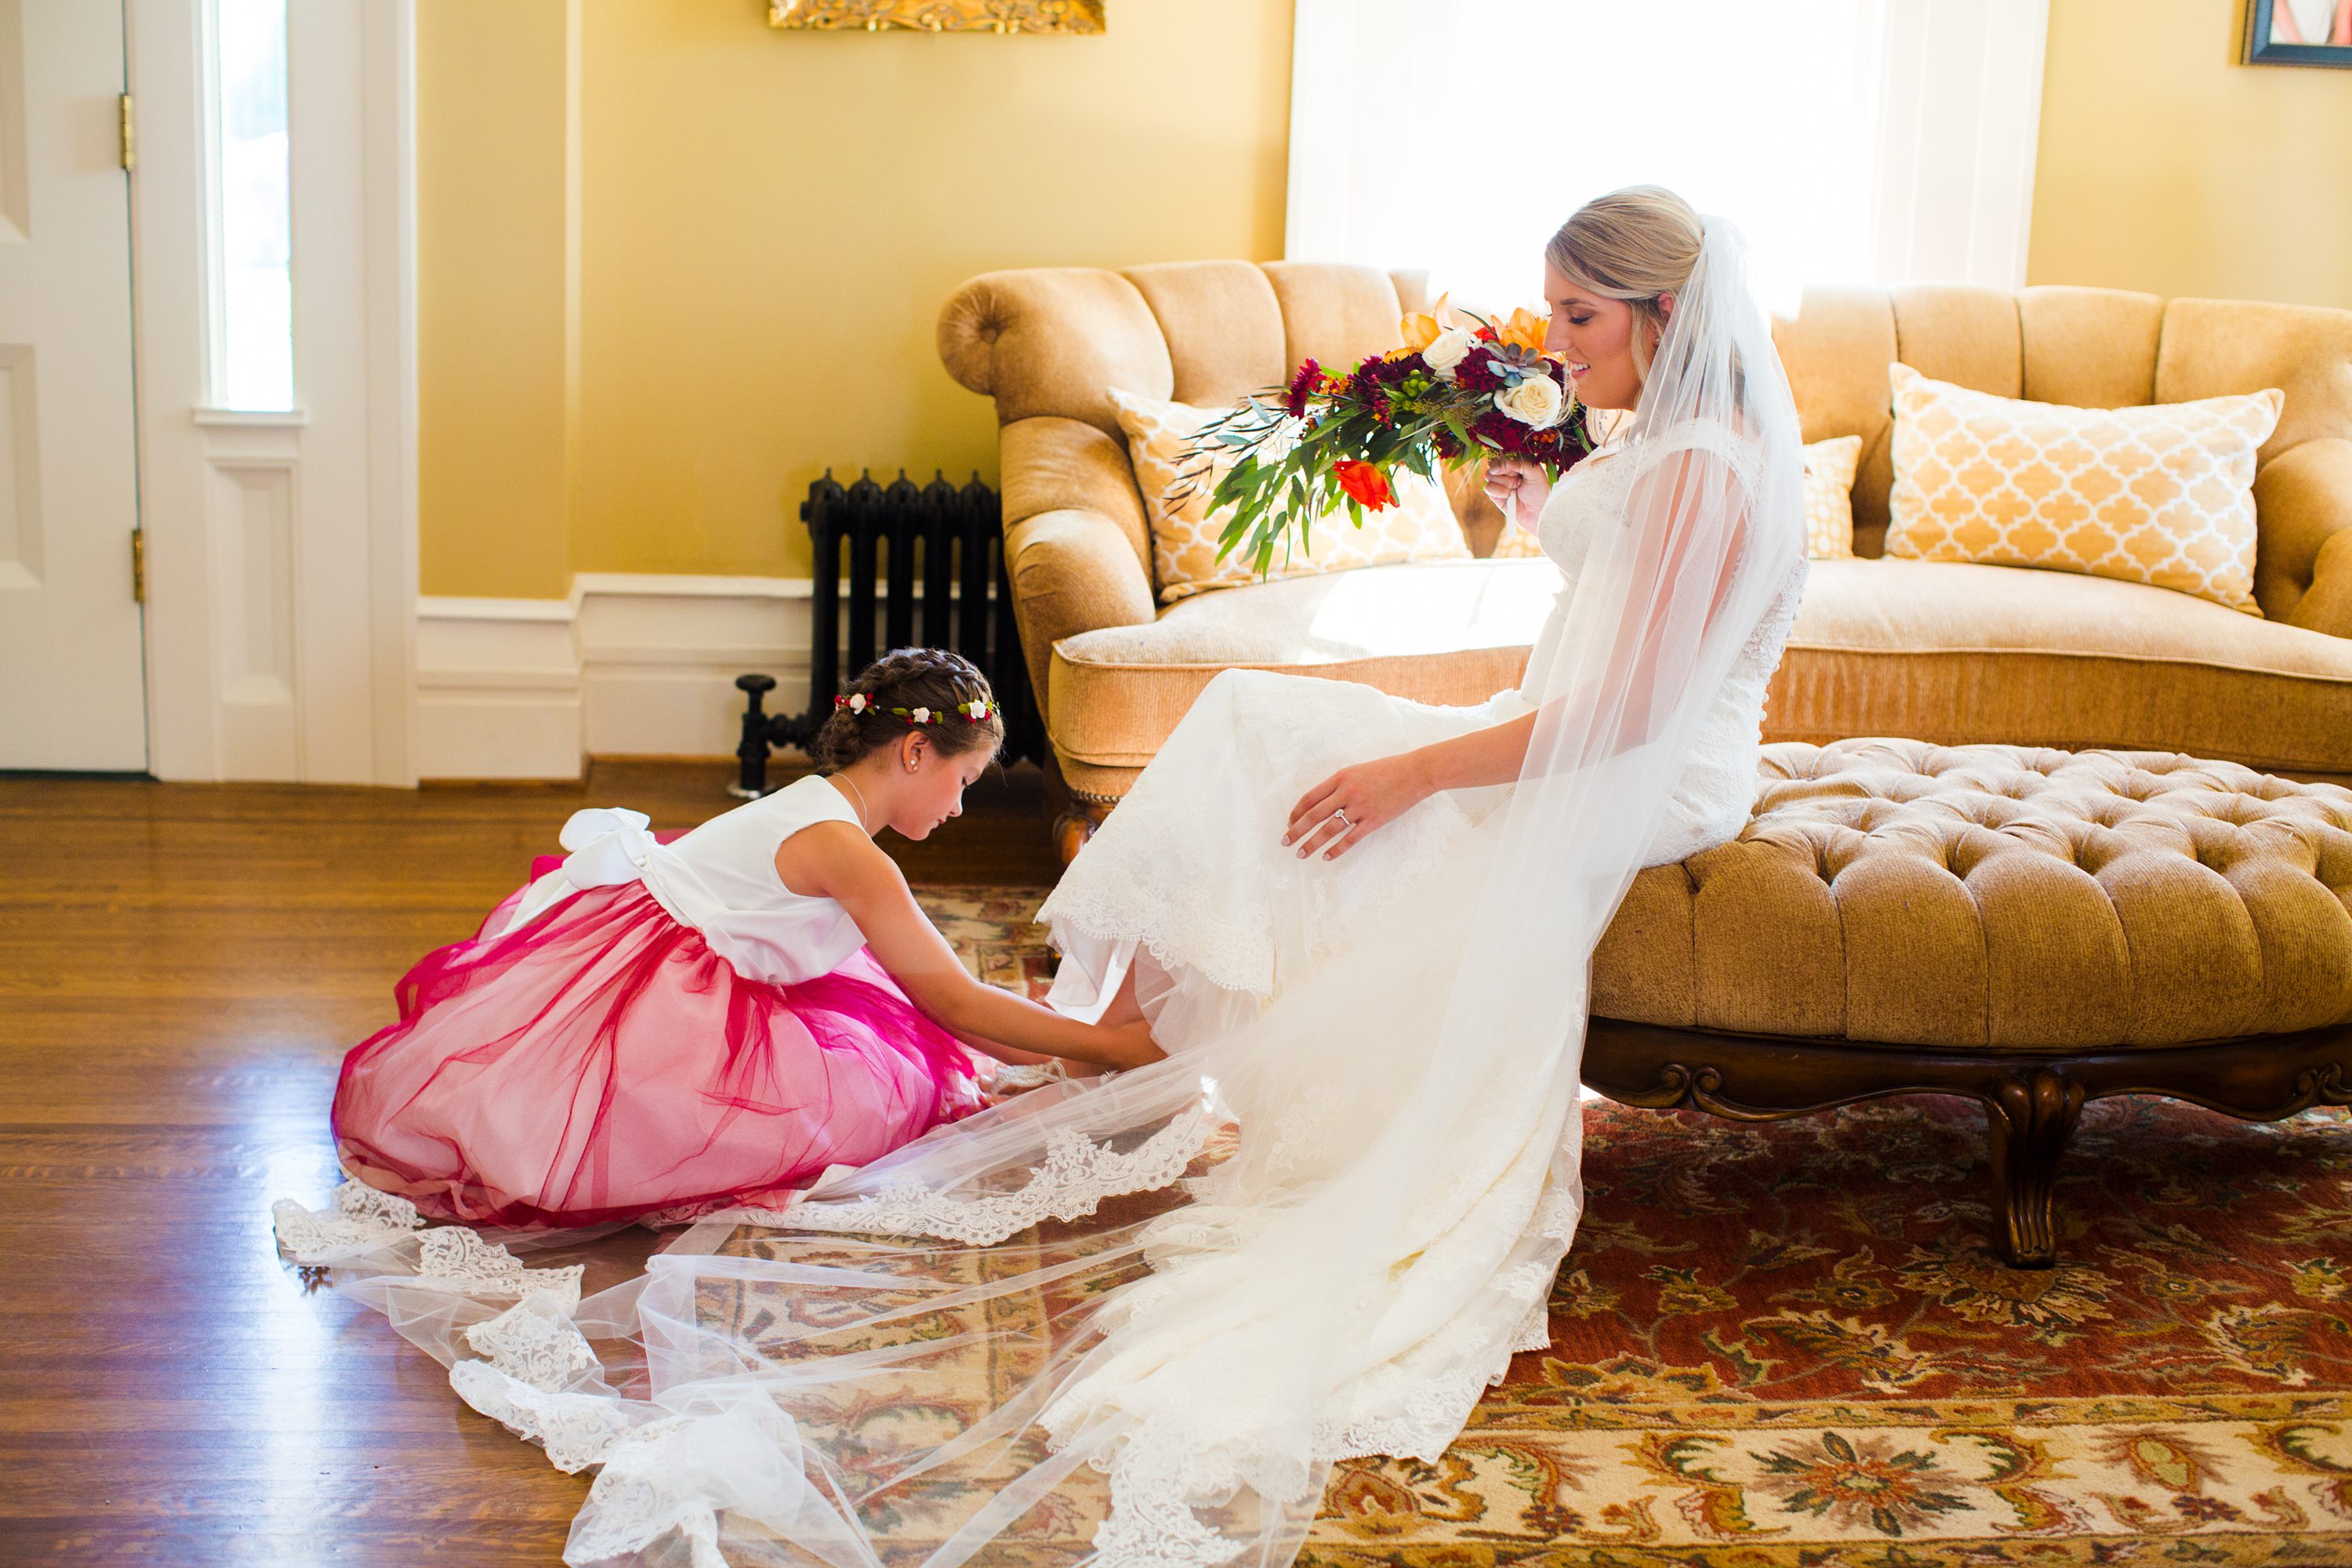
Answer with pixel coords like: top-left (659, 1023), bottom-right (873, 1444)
top-left (1483, 457), bottom-right (1552, 531)
top-left (1283, 753), bottom-right (1432, 862)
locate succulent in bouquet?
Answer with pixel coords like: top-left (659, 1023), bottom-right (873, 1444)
top-left (1173, 299), bottom-right (1596, 576)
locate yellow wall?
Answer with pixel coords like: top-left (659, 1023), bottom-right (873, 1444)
top-left (417, 0), bottom-right (575, 601)
top-left (426, 0), bottom-right (2352, 597)
top-left (419, 0), bottom-right (1294, 597)
top-left (2029, 0), bottom-right (2352, 310)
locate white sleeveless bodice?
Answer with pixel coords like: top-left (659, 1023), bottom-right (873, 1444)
top-left (509, 774), bottom-right (869, 987)
top-left (1514, 419), bottom-right (1807, 859)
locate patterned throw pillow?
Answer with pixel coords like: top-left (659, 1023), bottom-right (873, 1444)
top-left (1108, 387), bottom-right (1467, 604)
top-left (1885, 363), bottom-right (2282, 614)
top-left (1802, 434), bottom-right (1862, 561)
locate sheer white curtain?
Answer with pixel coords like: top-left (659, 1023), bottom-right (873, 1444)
top-left (1286, 0), bottom-right (2049, 313)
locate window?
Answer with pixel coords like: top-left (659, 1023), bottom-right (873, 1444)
top-left (1286, 0), bottom-right (2049, 312)
top-left (211, 0), bottom-right (292, 411)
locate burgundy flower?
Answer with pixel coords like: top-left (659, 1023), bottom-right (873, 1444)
top-left (1454, 357), bottom-right (1504, 393)
top-left (1469, 409), bottom-right (1518, 447)
top-left (1285, 358), bottom-right (1323, 418)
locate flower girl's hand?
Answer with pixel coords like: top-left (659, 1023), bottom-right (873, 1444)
top-left (1284, 754), bottom-right (1431, 862)
top-left (1483, 457), bottom-right (1551, 531)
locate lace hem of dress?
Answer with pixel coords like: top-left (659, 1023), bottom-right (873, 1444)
top-left (1033, 1236), bottom-right (1570, 1568)
top-left (1042, 880), bottom-right (1275, 1001)
top-left (730, 1108), bottom-right (1220, 1246)
top-left (269, 1181), bottom-right (423, 1259)
top-left (1021, 1157), bottom-right (1581, 1566)
top-left (271, 1182), bottom-right (586, 1311)
top-left (567, 1416), bottom-right (735, 1568)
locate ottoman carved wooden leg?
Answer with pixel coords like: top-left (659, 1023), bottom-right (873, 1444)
top-left (1984, 1067), bottom-right (2085, 1269)
top-left (1581, 1019), bottom-right (2352, 1269)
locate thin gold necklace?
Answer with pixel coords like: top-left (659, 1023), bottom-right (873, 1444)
top-left (834, 773), bottom-right (872, 833)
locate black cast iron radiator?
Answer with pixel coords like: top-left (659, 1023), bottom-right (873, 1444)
top-left (732, 469), bottom-right (1044, 796)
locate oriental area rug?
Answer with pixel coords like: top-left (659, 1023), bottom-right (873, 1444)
top-left (898, 887), bottom-right (2352, 1565)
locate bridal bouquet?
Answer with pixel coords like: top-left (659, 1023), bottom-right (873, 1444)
top-left (1176, 299), bottom-right (1595, 575)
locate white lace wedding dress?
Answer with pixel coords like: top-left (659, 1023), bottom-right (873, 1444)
top-left (272, 220), bottom-right (1811, 1568)
top-left (1044, 418), bottom-right (1806, 1051)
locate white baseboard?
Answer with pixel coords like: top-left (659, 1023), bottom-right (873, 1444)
top-left (415, 573), bottom-right (815, 779)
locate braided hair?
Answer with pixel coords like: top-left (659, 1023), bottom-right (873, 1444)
top-left (811, 648), bottom-right (1005, 775)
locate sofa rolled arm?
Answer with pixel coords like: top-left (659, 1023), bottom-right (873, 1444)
top-left (2255, 437), bottom-right (2352, 639)
top-left (1003, 507), bottom-right (1156, 723)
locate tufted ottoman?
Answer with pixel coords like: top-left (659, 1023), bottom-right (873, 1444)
top-left (1582, 739), bottom-right (2352, 1267)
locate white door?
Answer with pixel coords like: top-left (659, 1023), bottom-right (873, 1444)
top-left (0, 0), bottom-right (147, 769)
top-left (126, 0), bottom-right (417, 785)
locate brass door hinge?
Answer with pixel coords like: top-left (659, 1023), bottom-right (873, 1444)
top-left (130, 528), bottom-right (146, 604)
top-left (119, 94), bottom-right (134, 171)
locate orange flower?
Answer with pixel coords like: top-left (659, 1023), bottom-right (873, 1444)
top-left (1497, 304), bottom-right (1549, 355)
top-left (1333, 459), bottom-right (1397, 511)
top-left (1397, 291), bottom-right (1457, 354)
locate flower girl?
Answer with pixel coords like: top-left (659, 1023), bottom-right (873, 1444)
top-left (331, 648), bottom-right (1159, 1228)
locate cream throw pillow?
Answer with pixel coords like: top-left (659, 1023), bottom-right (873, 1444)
top-left (1108, 387), bottom-right (1467, 604)
top-left (1885, 362), bottom-right (2281, 614)
top-left (1802, 434), bottom-right (1862, 561)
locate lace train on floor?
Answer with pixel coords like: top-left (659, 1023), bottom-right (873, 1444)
top-left (273, 894), bottom-right (1594, 1568)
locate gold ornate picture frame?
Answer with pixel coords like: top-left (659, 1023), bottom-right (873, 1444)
top-left (769, 0), bottom-right (1105, 34)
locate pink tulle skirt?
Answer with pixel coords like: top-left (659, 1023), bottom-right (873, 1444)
top-left (332, 869), bottom-right (985, 1227)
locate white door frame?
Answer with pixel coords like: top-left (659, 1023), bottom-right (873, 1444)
top-left (126, 0), bottom-right (416, 784)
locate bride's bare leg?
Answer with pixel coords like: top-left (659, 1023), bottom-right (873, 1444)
top-left (1010, 964), bottom-right (1142, 1091)
top-left (1098, 961), bottom-right (1146, 1029)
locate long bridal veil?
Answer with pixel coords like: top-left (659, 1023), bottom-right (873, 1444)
top-left (279, 216), bottom-right (1805, 1568)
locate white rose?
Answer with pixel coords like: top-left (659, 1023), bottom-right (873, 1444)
top-left (1421, 325), bottom-right (1475, 378)
top-left (911, 706), bottom-right (931, 724)
top-left (1496, 373), bottom-right (1563, 426)
top-left (847, 693), bottom-right (867, 713)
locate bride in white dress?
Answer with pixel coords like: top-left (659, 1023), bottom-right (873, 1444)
top-left (1042, 194), bottom-right (1805, 1053)
top-left (275, 187), bottom-right (1807, 1568)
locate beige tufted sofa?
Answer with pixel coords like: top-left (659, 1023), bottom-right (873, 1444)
top-left (1580, 738), bottom-right (2352, 1266)
top-left (936, 264), bottom-right (2352, 849)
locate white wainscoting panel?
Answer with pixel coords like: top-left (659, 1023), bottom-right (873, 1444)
top-left (574, 573), bottom-right (811, 760)
top-left (415, 573), bottom-right (815, 779)
top-left (415, 595), bottom-right (583, 780)
top-left (208, 454), bottom-right (301, 778)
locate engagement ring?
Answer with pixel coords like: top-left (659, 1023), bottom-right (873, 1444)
top-left (1331, 808), bottom-right (1351, 829)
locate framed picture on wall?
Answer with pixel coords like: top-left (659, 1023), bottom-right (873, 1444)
top-left (2244, 0), bottom-right (2352, 65)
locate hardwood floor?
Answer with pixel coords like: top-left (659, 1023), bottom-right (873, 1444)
top-left (0, 760), bottom-right (1061, 1565)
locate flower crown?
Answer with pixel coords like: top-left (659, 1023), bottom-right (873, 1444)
top-left (835, 691), bottom-right (998, 726)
